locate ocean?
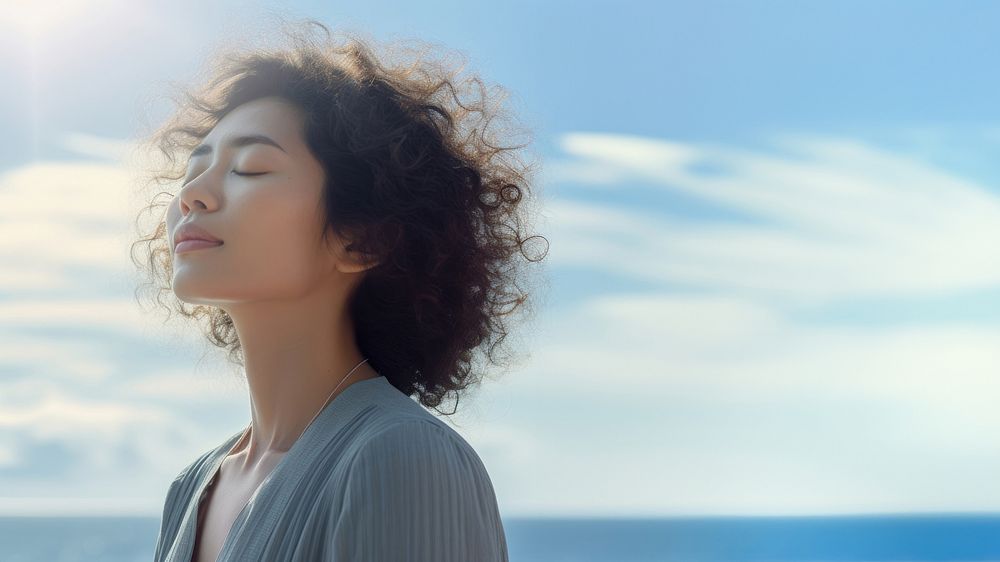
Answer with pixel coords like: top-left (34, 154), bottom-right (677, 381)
top-left (0, 514), bottom-right (998, 561)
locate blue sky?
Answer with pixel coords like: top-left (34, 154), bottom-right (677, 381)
top-left (3, 0), bottom-right (1000, 518)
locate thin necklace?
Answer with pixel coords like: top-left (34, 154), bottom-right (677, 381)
top-left (193, 358), bottom-right (376, 558)
top-left (228, 357), bottom-right (374, 461)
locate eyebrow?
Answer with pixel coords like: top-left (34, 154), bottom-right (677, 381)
top-left (189, 134), bottom-right (287, 158)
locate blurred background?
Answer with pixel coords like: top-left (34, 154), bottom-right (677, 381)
top-left (3, 0), bottom-right (1000, 560)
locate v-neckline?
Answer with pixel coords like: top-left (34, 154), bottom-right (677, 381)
top-left (191, 420), bottom-right (304, 562)
top-left (188, 424), bottom-right (253, 562)
top-left (183, 375), bottom-right (388, 562)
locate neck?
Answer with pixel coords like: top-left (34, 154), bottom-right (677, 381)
top-left (222, 289), bottom-right (380, 467)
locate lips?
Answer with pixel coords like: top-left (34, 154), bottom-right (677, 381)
top-left (174, 239), bottom-right (224, 254)
top-left (173, 222), bottom-right (224, 251)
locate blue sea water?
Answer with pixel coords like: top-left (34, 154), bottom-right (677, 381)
top-left (1, 514), bottom-right (999, 561)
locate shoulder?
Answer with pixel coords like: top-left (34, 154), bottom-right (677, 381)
top-left (340, 416), bottom-right (505, 526)
top-left (350, 417), bottom-right (494, 485)
top-left (343, 414), bottom-right (508, 517)
top-left (326, 418), bottom-right (509, 560)
top-left (342, 381), bottom-right (497, 484)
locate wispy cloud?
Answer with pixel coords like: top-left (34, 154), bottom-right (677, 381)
top-left (543, 132), bottom-right (1000, 302)
top-left (3, 129), bottom-right (1000, 517)
top-left (470, 131), bottom-right (1000, 516)
top-left (57, 132), bottom-right (136, 163)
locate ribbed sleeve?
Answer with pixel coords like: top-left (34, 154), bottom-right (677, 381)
top-left (325, 419), bottom-right (509, 561)
top-left (152, 477), bottom-right (178, 561)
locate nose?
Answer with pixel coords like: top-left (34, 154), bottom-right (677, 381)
top-left (177, 170), bottom-right (221, 216)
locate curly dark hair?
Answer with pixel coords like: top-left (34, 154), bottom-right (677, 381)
top-left (128, 18), bottom-right (549, 416)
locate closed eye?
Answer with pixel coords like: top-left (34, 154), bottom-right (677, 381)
top-left (181, 170), bottom-right (267, 187)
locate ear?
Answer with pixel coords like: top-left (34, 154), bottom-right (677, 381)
top-left (326, 227), bottom-right (381, 274)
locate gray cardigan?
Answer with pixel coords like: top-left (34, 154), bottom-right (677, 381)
top-left (153, 375), bottom-right (509, 561)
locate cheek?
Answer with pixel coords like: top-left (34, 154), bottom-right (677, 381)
top-left (241, 186), bottom-right (316, 237)
top-left (232, 191), bottom-right (325, 275)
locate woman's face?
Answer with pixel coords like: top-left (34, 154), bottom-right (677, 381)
top-left (165, 95), bottom-right (352, 307)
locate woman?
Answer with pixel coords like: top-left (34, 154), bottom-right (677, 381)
top-left (133, 18), bottom-right (547, 562)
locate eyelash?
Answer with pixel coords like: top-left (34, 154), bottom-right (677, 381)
top-left (181, 170), bottom-right (265, 188)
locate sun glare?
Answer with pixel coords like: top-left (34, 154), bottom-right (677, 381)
top-left (0, 0), bottom-right (121, 42)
